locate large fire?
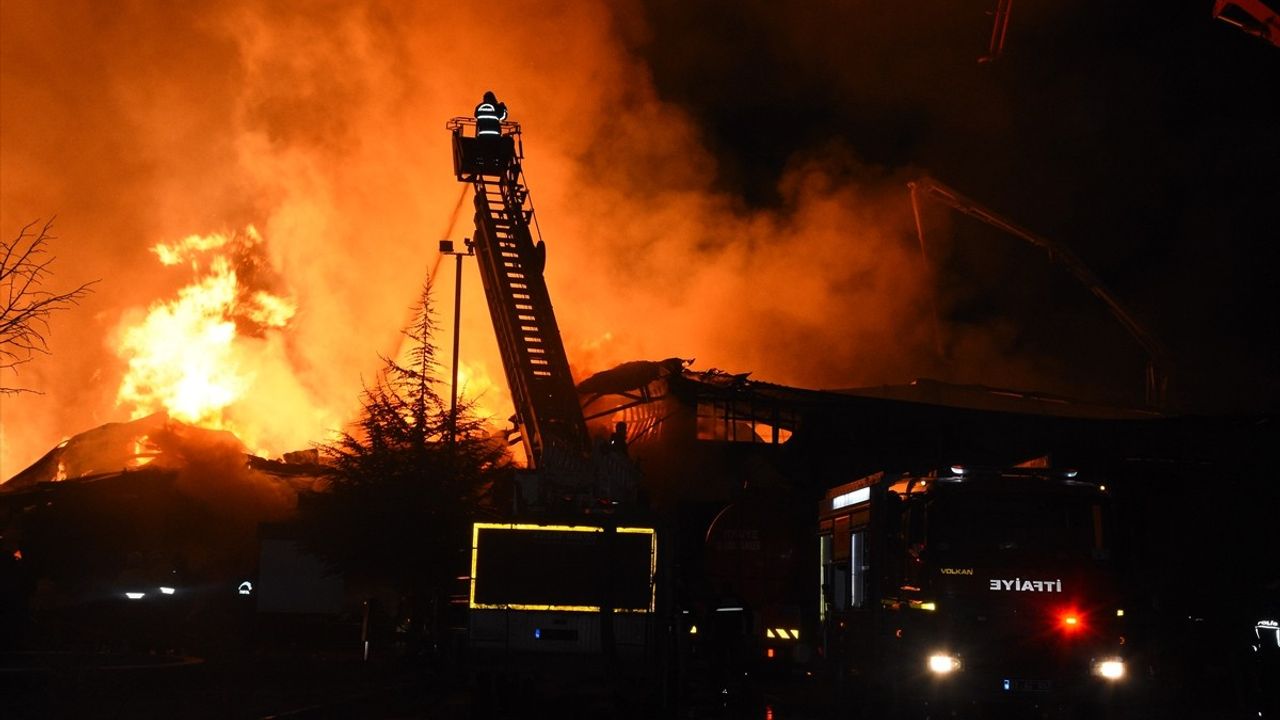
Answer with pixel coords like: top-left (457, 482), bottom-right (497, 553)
top-left (454, 359), bottom-right (501, 423)
top-left (0, 2), bottom-right (951, 481)
top-left (110, 225), bottom-right (510, 461)
top-left (114, 227), bottom-right (296, 451)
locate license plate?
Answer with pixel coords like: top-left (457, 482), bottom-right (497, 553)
top-left (1002, 678), bottom-right (1052, 692)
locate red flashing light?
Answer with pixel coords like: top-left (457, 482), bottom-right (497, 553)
top-left (766, 647), bottom-right (775, 658)
top-left (1059, 610), bottom-right (1085, 633)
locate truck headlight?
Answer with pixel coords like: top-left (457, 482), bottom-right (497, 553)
top-left (1091, 657), bottom-right (1125, 680)
top-left (928, 653), bottom-right (962, 674)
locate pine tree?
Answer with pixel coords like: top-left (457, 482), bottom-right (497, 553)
top-left (302, 281), bottom-right (508, 641)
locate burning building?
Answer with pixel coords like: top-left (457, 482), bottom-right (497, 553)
top-left (0, 413), bottom-right (328, 650)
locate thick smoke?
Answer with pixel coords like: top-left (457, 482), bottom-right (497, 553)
top-left (146, 422), bottom-right (298, 525)
top-left (2, 0), bottom-right (1036, 479)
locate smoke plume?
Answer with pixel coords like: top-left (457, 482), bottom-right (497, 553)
top-left (2, 0), bottom-right (1039, 479)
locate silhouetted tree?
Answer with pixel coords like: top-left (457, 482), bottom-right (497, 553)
top-left (302, 282), bottom-right (508, 642)
top-left (1, 219), bottom-right (95, 394)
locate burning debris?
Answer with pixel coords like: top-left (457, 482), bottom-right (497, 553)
top-left (2, 412), bottom-right (318, 525)
top-left (0, 415), bottom-right (329, 655)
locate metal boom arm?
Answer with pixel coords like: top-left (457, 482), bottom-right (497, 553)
top-left (909, 177), bottom-right (1170, 408)
top-left (447, 117), bottom-right (593, 478)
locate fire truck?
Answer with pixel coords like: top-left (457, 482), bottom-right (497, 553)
top-left (445, 110), bottom-right (661, 689)
top-left (818, 464), bottom-right (1130, 715)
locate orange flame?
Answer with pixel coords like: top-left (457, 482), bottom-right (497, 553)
top-left (114, 227), bottom-right (296, 449)
top-left (132, 435), bottom-right (156, 467)
top-left (455, 359), bottom-right (501, 423)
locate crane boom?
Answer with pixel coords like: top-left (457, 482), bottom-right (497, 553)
top-left (909, 177), bottom-right (1170, 408)
top-left (447, 116), bottom-right (593, 484)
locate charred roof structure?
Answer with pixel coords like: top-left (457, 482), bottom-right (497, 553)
top-left (0, 414), bottom-right (329, 646)
top-left (577, 361), bottom-right (1200, 508)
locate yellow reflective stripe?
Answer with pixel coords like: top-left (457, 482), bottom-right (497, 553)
top-left (471, 603), bottom-right (653, 612)
top-left (470, 523), bottom-right (658, 611)
top-left (473, 522), bottom-right (655, 534)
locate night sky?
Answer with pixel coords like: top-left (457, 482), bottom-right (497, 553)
top-left (636, 1), bottom-right (1280, 413)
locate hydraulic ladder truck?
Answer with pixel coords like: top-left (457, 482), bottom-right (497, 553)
top-left (446, 117), bottom-right (593, 494)
top-left (445, 111), bottom-right (660, 697)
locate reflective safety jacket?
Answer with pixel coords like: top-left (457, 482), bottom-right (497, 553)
top-left (475, 100), bottom-right (508, 136)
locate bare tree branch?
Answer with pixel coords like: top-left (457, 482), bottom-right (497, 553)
top-left (1, 218), bottom-right (98, 394)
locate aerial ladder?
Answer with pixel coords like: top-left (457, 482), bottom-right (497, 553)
top-left (445, 111), bottom-right (658, 692)
top-left (909, 177), bottom-right (1171, 409)
top-left (446, 114), bottom-right (627, 505)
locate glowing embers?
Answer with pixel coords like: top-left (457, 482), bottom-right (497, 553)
top-left (132, 435), bottom-right (157, 468)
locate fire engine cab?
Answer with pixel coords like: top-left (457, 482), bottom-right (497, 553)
top-left (819, 465), bottom-right (1129, 714)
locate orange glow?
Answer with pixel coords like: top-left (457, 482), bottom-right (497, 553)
top-left (152, 233), bottom-right (233, 267)
top-left (0, 2), bottom-right (972, 481)
top-left (766, 647), bottom-right (775, 658)
top-left (113, 228), bottom-right (296, 451)
top-left (132, 436), bottom-right (156, 468)
top-left (454, 360), bottom-right (502, 422)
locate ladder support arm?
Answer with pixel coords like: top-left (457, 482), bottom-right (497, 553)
top-left (909, 177), bottom-right (1171, 407)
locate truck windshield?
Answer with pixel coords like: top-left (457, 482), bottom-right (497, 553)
top-left (928, 490), bottom-right (1108, 562)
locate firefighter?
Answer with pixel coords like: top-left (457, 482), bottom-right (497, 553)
top-left (474, 91), bottom-right (507, 137)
